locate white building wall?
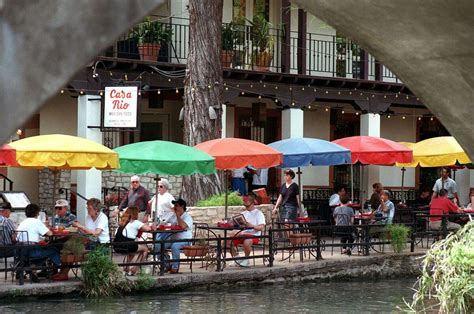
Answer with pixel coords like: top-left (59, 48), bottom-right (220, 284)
top-left (302, 109), bottom-right (330, 187)
top-left (380, 115), bottom-right (417, 188)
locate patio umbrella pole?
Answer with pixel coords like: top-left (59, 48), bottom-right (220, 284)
top-left (297, 167), bottom-right (302, 202)
top-left (350, 164), bottom-right (354, 202)
top-left (154, 174), bottom-right (160, 222)
top-left (224, 170), bottom-right (228, 220)
top-left (400, 167), bottom-right (406, 203)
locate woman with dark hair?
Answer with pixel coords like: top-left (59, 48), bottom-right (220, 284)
top-left (272, 169), bottom-right (301, 220)
top-left (114, 206), bottom-right (155, 275)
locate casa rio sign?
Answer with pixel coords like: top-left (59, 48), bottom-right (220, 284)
top-left (102, 85), bottom-right (139, 129)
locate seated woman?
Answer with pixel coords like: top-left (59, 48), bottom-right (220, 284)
top-left (74, 198), bottom-right (110, 244)
top-left (114, 206), bottom-right (155, 275)
top-left (16, 203), bottom-right (62, 282)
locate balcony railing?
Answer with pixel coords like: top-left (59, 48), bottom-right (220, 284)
top-left (100, 18), bottom-right (399, 83)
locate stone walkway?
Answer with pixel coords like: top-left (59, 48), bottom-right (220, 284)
top-left (0, 241), bottom-right (428, 298)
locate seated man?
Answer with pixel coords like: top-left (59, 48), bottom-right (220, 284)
top-left (414, 187), bottom-right (431, 209)
top-left (0, 202), bottom-right (16, 246)
top-left (53, 199), bottom-right (77, 227)
top-left (429, 188), bottom-right (462, 231)
top-left (230, 194), bottom-right (266, 267)
top-left (154, 198), bottom-right (193, 274)
top-left (16, 203), bottom-right (62, 282)
top-left (329, 186), bottom-right (346, 207)
top-left (333, 195), bottom-right (355, 255)
top-left (374, 190), bottom-right (395, 224)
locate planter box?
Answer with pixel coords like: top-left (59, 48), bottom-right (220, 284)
top-left (183, 245), bottom-right (208, 257)
top-left (288, 233), bottom-right (312, 245)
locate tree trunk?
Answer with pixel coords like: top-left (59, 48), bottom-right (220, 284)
top-left (182, 0), bottom-right (224, 206)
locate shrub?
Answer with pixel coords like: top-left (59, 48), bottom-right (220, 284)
top-left (385, 224), bottom-right (410, 253)
top-left (133, 272), bottom-right (155, 291)
top-left (407, 222), bottom-right (474, 313)
top-left (196, 191), bottom-right (243, 207)
top-left (81, 246), bottom-right (131, 298)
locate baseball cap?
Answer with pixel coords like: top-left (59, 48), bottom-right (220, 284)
top-left (0, 202), bottom-right (12, 210)
top-left (171, 198), bottom-right (187, 209)
top-left (55, 199), bottom-right (69, 208)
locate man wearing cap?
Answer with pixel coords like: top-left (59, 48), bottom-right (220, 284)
top-left (119, 175), bottom-right (151, 222)
top-left (0, 202), bottom-right (16, 246)
top-left (53, 199), bottom-right (77, 228)
top-left (154, 198), bottom-right (193, 274)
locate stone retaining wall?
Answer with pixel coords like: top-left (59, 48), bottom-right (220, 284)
top-left (0, 253), bottom-right (423, 298)
top-left (187, 204), bottom-right (274, 225)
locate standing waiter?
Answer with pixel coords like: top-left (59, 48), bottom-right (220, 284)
top-left (432, 167), bottom-right (459, 205)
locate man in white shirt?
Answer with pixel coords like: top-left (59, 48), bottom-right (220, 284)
top-left (154, 198), bottom-right (193, 274)
top-left (248, 166), bottom-right (269, 191)
top-left (432, 167), bottom-right (459, 204)
top-left (329, 186), bottom-right (347, 207)
top-left (232, 167), bottom-right (247, 195)
top-left (230, 194), bottom-right (265, 267)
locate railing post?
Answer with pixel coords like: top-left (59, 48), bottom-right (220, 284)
top-left (297, 8), bottom-right (307, 75)
top-left (410, 225), bottom-right (415, 252)
top-left (364, 224), bottom-right (370, 256)
top-left (281, 0), bottom-right (291, 73)
top-left (268, 228), bottom-right (274, 267)
top-left (316, 225), bottom-right (322, 260)
top-left (159, 239), bottom-right (165, 276)
top-left (216, 237), bottom-right (222, 272)
top-left (360, 49), bottom-right (369, 80)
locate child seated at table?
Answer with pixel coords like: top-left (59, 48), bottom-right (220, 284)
top-left (333, 195), bottom-right (355, 255)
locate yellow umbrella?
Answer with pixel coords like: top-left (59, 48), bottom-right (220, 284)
top-left (9, 134), bottom-right (119, 170)
top-left (397, 137), bottom-right (471, 168)
top-left (9, 134), bottom-right (119, 202)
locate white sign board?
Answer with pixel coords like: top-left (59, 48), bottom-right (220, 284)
top-left (103, 86), bottom-right (138, 128)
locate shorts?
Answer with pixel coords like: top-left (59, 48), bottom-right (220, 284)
top-left (233, 234), bottom-right (260, 246)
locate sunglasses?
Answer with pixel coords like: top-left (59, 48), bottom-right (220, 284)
top-left (159, 185), bottom-right (164, 188)
top-left (131, 181), bottom-right (139, 183)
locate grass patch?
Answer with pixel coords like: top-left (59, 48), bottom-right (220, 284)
top-left (196, 191), bottom-right (243, 207)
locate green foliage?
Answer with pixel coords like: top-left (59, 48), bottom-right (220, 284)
top-left (247, 14), bottom-right (274, 53)
top-left (222, 22), bottom-right (237, 51)
top-left (132, 17), bottom-right (173, 44)
top-left (385, 224), bottom-right (410, 253)
top-left (407, 221), bottom-right (474, 313)
top-left (196, 191), bottom-right (243, 207)
top-left (133, 272), bottom-right (155, 291)
top-left (81, 246), bottom-right (131, 298)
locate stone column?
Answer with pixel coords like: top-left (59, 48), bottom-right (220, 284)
top-left (360, 113), bottom-right (381, 200)
top-left (455, 168), bottom-right (470, 206)
top-left (282, 108), bottom-right (304, 195)
top-left (76, 95), bottom-right (103, 224)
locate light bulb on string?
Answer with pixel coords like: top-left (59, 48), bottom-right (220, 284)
top-left (418, 116), bottom-right (422, 121)
top-left (275, 99), bottom-right (278, 103)
top-left (168, 78), bottom-right (171, 82)
top-left (387, 115), bottom-right (391, 119)
top-left (308, 105), bottom-right (311, 109)
top-left (275, 86), bottom-right (278, 90)
top-left (124, 74), bottom-right (128, 81)
top-left (301, 87), bottom-right (305, 91)
top-left (99, 90), bottom-right (103, 96)
top-left (207, 85), bottom-right (211, 89)
top-left (313, 88), bottom-right (317, 92)
top-left (402, 116), bottom-right (406, 120)
top-left (250, 84), bottom-right (253, 88)
top-left (60, 89), bottom-right (64, 94)
top-left (138, 91), bottom-right (141, 96)
top-left (236, 84), bottom-right (240, 88)
top-left (157, 89), bottom-right (161, 94)
top-left (263, 84), bottom-right (266, 88)
top-left (341, 110), bottom-right (345, 114)
top-left (325, 90), bottom-right (329, 94)
top-left (241, 91), bottom-right (245, 95)
top-left (175, 88), bottom-right (179, 94)
top-left (355, 112), bottom-right (359, 116)
top-left (325, 107), bottom-right (329, 112)
top-left (225, 87), bottom-right (228, 91)
top-left (258, 95), bottom-right (262, 99)
top-left (80, 90), bottom-right (84, 95)
top-left (430, 117), bottom-right (434, 121)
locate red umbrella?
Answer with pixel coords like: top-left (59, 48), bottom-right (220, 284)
top-left (195, 138), bottom-right (282, 218)
top-left (332, 136), bottom-right (413, 165)
top-left (0, 144), bottom-right (18, 166)
top-left (194, 138), bottom-right (282, 169)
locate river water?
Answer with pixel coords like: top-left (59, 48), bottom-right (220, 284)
top-left (1, 278), bottom-right (416, 313)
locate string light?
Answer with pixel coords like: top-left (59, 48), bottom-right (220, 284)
top-left (236, 84), bottom-right (240, 88)
top-left (168, 78), bottom-right (171, 82)
top-left (355, 112), bottom-right (359, 116)
top-left (99, 90), bottom-right (103, 96)
top-left (430, 117), bottom-right (434, 121)
top-left (275, 99), bottom-right (278, 103)
top-left (250, 84), bottom-right (253, 88)
top-left (325, 90), bottom-right (329, 94)
top-left (301, 87), bottom-right (305, 91)
top-left (275, 86), bottom-right (278, 90)
top-left (289, 87), bottom-right (292, 91)
top-left (258, 95), bottom-right (262, 99)
top-left (395, 94), bottom-right (398, 98)
top-left (360, 93), bottom-right (363, 96)
top-left (313, 88), bottom-right (317, 92)
top-left (80, 90), bottom-right (84, 95)
top-left (207, 85), bottom-right (211, 89)
top-left (371, 94), bottom-right (375, 98)
top-left (60, 89), bottom-right (64, 94)
top-left (291, 102), bottom-right (295, 106)
top-left (418, 116), bottom-right (422, 121)
top-left (387, 115), bottom-right (391, 119)
top-left (349, 91), bottom-right (352, 95)
top-left (241, 91), bottom-right (245, 95)
top-left (325, 107), bottom-right (329, 112)
top-left (263, 84), bottom-right (266, 88)
top-left (406, 96), bottom-right (409, 100)
top-left (124, 74), bottom-right (128, 81)
top-left (341, 110), bottom-right (345, 114)
top-left (138, 91), bottom-right (141, 96)
top-left (338, 91), bottom-right (341, 95)
top-left (308, 105), bottom-right (311, 109)
top-left (175, 88), bottom-right (179, 94)
top-left (225, 87), bottom-right (228, 91)
top-left (402, 116), bottom-right (406, 119)
top-left (157, 89), bottom-right (161, 94)
top-left (191, 87), bottom-right (195, 92)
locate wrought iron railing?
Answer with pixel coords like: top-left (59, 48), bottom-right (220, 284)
top-left (99, 17), bottom-right (399, 82)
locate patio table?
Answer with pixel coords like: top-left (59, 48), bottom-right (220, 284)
top-left (149, 229), bottom-right (185, 275)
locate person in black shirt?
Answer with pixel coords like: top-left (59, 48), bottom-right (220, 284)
top-left (415, 187), bottom-right (431, 209)
top-left (273, 169), bottom-right (301, 220)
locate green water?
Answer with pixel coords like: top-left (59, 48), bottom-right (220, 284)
top-left (1, 278), bottom-right (416, 313)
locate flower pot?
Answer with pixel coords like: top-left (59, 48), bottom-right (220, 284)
top-left (183, 245), bottom-right (208, 257)
top-left (289, 233), bottom-right (312, 245)
top-left (221, 50), bottom-right (234, 67)
top-left (61, 252), bottom-right (87, 264)
top-left (253, 51), bottom-right (273, 71)
top-left (138, 43), bottom-right (161, 62)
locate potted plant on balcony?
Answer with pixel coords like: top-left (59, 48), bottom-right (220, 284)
top-left (248, 14), bottom-right (274, 71)
top-left (133, 17), bottom-right (173, 62)
top-left (221, 22), bottom-right (237, 67)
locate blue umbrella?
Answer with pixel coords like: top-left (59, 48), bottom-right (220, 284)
top-left (268, 137), bottom-right (353, 202)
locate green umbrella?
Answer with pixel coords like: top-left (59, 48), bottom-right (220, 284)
top-left (114, 140), bottom-right (215, 175)
top-left (114, 140), bottom-right (215, 220)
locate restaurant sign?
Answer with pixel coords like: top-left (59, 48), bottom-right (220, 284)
top-left (102, 85), bottom-right (139, 129)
